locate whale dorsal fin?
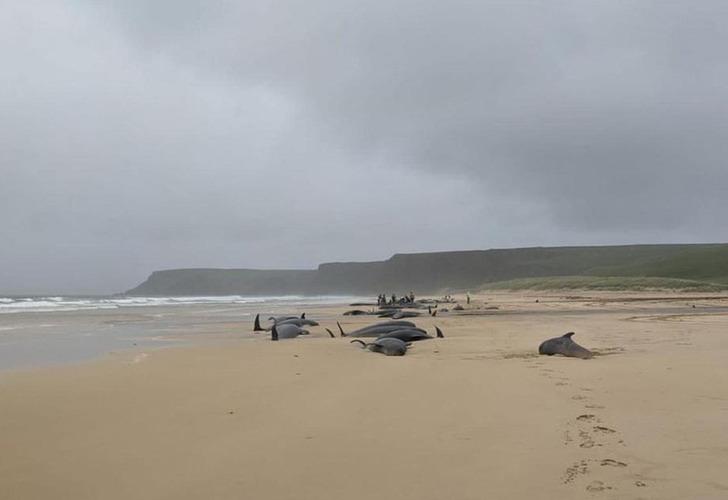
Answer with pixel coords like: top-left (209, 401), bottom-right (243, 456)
top-left (562, 332), bottom-right (575, 338)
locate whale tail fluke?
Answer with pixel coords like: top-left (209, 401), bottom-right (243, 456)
top-left (271, 325), bottom-right (279, 341)
top-left (350, 339), bottom-right (367, 349)
top-left (435, 326), bottom-right (444, 338)
top-left (325, 328), bottom-right (335, 338)
top-left (253, 313), bottom-right (264, 331)
top-left (337, 321), bottom-right (346, 337)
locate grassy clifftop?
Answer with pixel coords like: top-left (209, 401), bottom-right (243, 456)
top-left (480, 276), bottom-right (728, 292)
top-left (126, 243), bottom-right (728, 295)
top-left (583, 245), bottom-right (728, 282)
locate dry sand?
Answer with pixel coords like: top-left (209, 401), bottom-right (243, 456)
top-left (2, 291), bottom-right (728, 499)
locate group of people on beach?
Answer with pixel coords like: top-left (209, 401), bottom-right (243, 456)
top-left (377, 291), bottom-right (416, 306)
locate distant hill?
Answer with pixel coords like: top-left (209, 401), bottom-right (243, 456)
top-left (125, 243), bottom-right (728, 296)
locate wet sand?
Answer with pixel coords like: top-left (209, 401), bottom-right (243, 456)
top-left (2, 291), bottom-right (728, 499)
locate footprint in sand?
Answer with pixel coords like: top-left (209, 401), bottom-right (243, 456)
top-left (577, 414), bottom-right (598, 422)
top-left (573, 415), bottom-right (615, 449)
top-left (586, 480), bottom-right (613, 492)
top-left (564, 429), bottom-right (573, 445)
top-left (560, 392), bottom-right (636, 492)
top-left (562, 460), bottom-right (589, 483)
top-left (579, 430), bottom-right (598, 448)
top-left (600, 459), bottom-right (627, 467)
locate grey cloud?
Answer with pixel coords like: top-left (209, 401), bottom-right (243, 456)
top-left (2, 1), bottom-right (727, 293)
top-left (98, 0), bottom-right (728, 225)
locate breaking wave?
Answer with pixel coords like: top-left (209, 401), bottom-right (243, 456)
top-left (0, 295), bottom-right (359, 314)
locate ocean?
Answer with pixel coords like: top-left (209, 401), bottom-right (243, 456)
top-left (0, 295), bottom-right (362, 371)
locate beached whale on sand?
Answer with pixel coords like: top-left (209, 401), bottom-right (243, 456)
top-left (253, 313), bottom-right (313, 332)
top-left (538, 332), bottom-right (593, 359)
top-left (391, 311), bottom-right (422, 319)
top-left (271, 323), bottom-right (310, 341)
top-left (378, 326), bottom-right (444, 342)
top-left (336, 320), bottom-right (417, 337)
top-left (276, 318), bottom-right (319, 328)
top-left (270, 313), bottom-right (307, 323)
top-left (377, 309), bottom-right (422, 319)
top-left (350, 337), bottom-right (409, 356)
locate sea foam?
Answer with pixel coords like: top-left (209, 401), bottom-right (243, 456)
top-left (0, 295), bottom-right (360, 314)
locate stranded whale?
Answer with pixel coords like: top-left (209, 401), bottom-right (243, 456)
top-left (538, 332), bottom-right (593, 359)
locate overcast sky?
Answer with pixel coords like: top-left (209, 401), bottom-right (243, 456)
top-left (2, 1), bottom-right (728, 294)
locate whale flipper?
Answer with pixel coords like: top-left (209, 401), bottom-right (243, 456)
top-left (254, 313), bottom-right (264, 332)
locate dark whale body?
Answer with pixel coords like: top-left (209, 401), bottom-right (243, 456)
top-left (378, 326), bottom-right (444, 342)
top-left (377, 310), bottom-right (422, 319)
top-left (276, 318), bottom-right (319, 327)
top-left (254, 313), bottom-right (310, 332)
top-left (271, 323), bottom-right (309, 341)
top-left (343, 310), bottom-right (373, 316)
top-left (351, 337), bottom-right (408, 356)
top-left (538, 332), bottom-right (593, 359)
top-left (336, 321), bottom-right (417, 337)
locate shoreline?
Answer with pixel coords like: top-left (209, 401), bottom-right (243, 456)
top-left (3, 290), bottom-right (728, 372)
top-left (0, 298), bottom-right (360, 372)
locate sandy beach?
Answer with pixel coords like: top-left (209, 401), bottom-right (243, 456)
top-left (2, 291), bottom-right (728, 499)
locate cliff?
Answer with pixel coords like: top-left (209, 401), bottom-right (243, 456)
top-left (125, 243), bottom-right (728, 296)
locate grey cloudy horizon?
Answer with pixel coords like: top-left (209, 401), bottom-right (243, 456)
top-left (2, 1), bottom-right (728, 294)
